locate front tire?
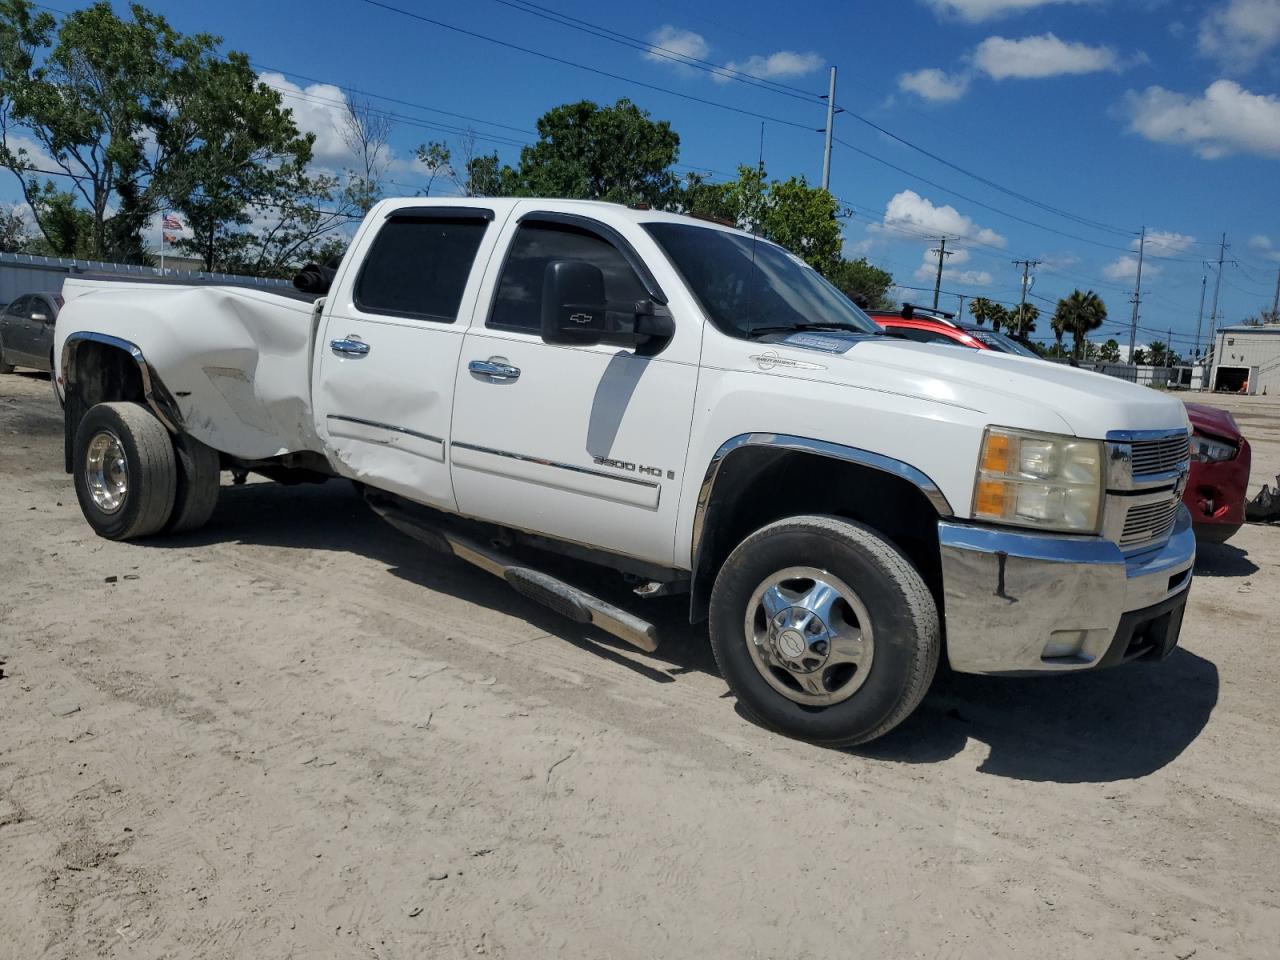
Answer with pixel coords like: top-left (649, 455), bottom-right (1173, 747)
top-left (0, 342), bottom-right (14, 374)
top-left (709, 515), bottom-right (939, 747)
top-left (73, 402), bottom-right (177, 540)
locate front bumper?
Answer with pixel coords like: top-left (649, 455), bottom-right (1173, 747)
top-left (938, 505), bottom-right (1195, 675)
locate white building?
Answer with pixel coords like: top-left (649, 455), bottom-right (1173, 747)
top-left (1209, 324), bottom-right (1280, 395)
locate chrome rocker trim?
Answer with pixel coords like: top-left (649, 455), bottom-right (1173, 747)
top-left (939, 504), bottom-right (1195, 674)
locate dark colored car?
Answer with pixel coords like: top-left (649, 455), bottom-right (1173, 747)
top-left (0, 291), bottom-right (62, 374)
top-left (871, 305), bottom-right (1041, 358)
top-left (1184, 402), bottom-right (1251, 544)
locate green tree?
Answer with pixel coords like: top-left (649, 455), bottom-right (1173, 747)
top-left (968, 297), bottom-right (997, 326)
top-left (503, 98), bottom-right (680, 207)
top-left (1, 0), bottom-right (316, 267)
top-left (1098, 338), bottom-right (1121, 362)
top-left (827, 257), bottom-right (895, 310)
top-left (1010, 302), bottom-right (1039, 335)
top-left (0, 200), bottom-right (26, 252)
top-left (989, 304), bottom-right (1012, 332)
top-left (1052, 289), bottom-right (1108, 360)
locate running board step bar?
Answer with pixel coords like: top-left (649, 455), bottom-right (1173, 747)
top-left (368, 499), bottom-right (660, 653)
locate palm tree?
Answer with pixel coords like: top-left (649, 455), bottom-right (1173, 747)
top-left (1011, 303), bottom-right (1039, 336)
top-left (989, 304), bottom-right (1011, 332)
top-left (1052, 289), bottom-right (1108, 360)
top-left (968, 297), bottom-right (996, 326)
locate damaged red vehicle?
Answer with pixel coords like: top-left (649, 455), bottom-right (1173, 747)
top-left (1184, 403), bottom-right (1251, 544)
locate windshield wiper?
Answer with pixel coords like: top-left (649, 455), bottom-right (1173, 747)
top-left (746, 322), bottom-right (863, 339)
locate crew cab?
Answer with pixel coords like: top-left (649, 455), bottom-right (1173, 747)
top-left (52, 198), bottom-right (1197, 746)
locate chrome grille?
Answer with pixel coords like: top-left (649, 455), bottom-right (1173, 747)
top-left (1120, 497), bottom-right (1180, 547)
top-left (1130, 434), bottom-right (1190, 478)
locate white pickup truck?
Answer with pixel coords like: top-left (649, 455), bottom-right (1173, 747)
top-left (53, 197), bottom-right (1196, 745)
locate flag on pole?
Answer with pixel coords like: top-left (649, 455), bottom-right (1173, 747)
top-left (162, 214), bottom-right (183, 231)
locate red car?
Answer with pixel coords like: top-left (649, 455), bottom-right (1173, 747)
top-left (1184, 403), bottom-right (1251, 543)
top-left (870, 306), bottom-right (1251, 544)
top-left (871, 306), bottom-right (1042, 358)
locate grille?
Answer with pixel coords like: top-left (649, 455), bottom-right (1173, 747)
top-left (1120, 497), bottom-right (1180, 547)
top-left (1130, 434), bottom-right (1190, 477)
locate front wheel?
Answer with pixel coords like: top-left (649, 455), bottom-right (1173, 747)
top-left (708, 515), bottom-right (939, 747)
top-left (73, 402), bottom-right (177, 540)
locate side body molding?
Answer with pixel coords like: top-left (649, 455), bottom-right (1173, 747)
top-left (688, 432), bottom-right (955, 619)
top-left (61, 331), bottom-right (182, 433)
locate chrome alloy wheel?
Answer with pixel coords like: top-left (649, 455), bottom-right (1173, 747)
top-left (744, 566), bottom-right (875, 706)
top-left (85, 430), bottom-right (128, 514)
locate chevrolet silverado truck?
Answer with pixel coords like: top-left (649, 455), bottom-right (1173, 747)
top-left (52, 198), bottom-right (1197, 746)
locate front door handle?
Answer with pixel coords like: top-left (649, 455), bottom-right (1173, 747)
top-left (330, 336), bottom-right (370, 358)
top-left (469, 358), bottom-right (521, 381)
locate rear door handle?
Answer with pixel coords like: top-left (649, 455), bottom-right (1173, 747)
top-left (469, 358), bottom-right (521, 381)
top-left (330, 336), bottom-right (370, 358)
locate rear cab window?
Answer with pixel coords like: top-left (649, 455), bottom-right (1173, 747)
top-left (354, 212), bottom-right (492, 323)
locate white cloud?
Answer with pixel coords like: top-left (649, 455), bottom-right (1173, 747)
top-left (1198, 0), bottom-right (1280, 72)
top-left (1139, 230), bottom-right (1196, 257)
top-left (258, 72), bottom-right (354, 168)
top-left (879, 190), bottom-right (1008, 248)
top-left (1120, 79), bottom-right (1280, 158)
top-left (974, 33), bottom-right (1126, 79)
top-left (716, 50), bottom-right (824, 84)
top-left (643, 25), bottom-right (710, 69)
top-left (1104, 255), bottom-right (1162, 281)
top-left (898, 68), bottom-right (972, 102)
top-left (1249, 234), bottom-right (1280, 261)
top-left (922, 0), bottom-right (1093, 22)
top-left (3, 134), bottom-right (59, 174)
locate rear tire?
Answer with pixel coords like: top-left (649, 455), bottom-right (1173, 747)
top-left (166, 433), bottom-right (222, 533)
top-left (73, 402), bottom-right (177, 540)
top-left (708, 515), bottom-right (939, 747)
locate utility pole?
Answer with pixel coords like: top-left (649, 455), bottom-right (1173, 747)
top-left (930, 238), bottom-right (953, 310)
top-left (820, 66), bottom-right (838, 192)
top-left (1193, 274), bottom-right (1207, 362)
top-left (1127, 226), bottom-right (1146, 364)
top-left (1205, 232), bottom-right (1228, 383)
top-left (957, 293), bottom-right (967, 321)
top-left (1272, 265), bottom-right (1279, 319)
top-left (1011, 259), bottom-right (1041, 336)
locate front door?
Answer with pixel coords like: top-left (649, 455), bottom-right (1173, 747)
top-left (450, 212), bottom-right (700, 569)
top-left (314, 205), bottom-right (505, 511)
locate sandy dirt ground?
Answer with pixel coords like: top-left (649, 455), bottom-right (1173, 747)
top-left (2, 371), bottom-right (1279, 960)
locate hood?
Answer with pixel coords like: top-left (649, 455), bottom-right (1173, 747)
top-left (755, 331), bottom-right (1190, 437)
top-left (1184, 401), bottom-right (1242, 441)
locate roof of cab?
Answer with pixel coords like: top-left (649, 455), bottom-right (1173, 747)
top-left (375, 196), bottom-right (752, 237)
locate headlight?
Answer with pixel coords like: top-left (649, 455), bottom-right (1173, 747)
top-left (1191, 433), bottom-right (1236, 463)
top-left (973, 427), bottom-right (1104, 533)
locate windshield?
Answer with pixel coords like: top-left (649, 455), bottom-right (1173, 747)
top-left (644, 222), bottom-right (881, 339)
top-left (970, 328), bottom-right (1040, 358)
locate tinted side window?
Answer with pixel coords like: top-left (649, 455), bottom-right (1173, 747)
top-left (354, 217), bottom-right (489, 322)
top-left (489, 222), bottom-right (647, 332)
top-left (7, 296), bottom-right (30, 317)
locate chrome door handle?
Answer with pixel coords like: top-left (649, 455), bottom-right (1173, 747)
top-left (330, 336), bottom-right (370, 358)
top-left (469, 358), bottom-right (521, 381)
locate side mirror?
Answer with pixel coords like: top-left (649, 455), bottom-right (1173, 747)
top-left (540, 260), bottom-right (674, 351)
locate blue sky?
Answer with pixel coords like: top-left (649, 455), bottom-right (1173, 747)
top-left (8, 0), bottom-right (1280, 351)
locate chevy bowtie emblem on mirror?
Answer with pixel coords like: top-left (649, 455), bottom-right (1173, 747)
top-left (570, 313), bottom-right (592, 324)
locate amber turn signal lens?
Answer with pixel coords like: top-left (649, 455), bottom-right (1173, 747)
top-left (980, 432), bottom-right (1012, 474)
top-left (975, 479), bottom-right (1010, 517)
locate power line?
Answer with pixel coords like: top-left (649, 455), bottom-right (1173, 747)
top-left (359, 0), bottom-right (818, 132)
top-left (474, 0), bottom-right (827, 103)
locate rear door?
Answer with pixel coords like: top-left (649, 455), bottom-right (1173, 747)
top-left (29, 295), bottom-right (57, 369)
top-left (448, 210), bottom-right (701, 569)
top-left (314, 204), bottom-right (505, 511)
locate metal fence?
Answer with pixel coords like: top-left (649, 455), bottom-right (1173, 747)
top-left (1, 251), bottom-right (291, 307)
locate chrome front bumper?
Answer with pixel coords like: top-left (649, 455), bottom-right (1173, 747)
top-left (939, 506), bottom-right (1195, 674)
